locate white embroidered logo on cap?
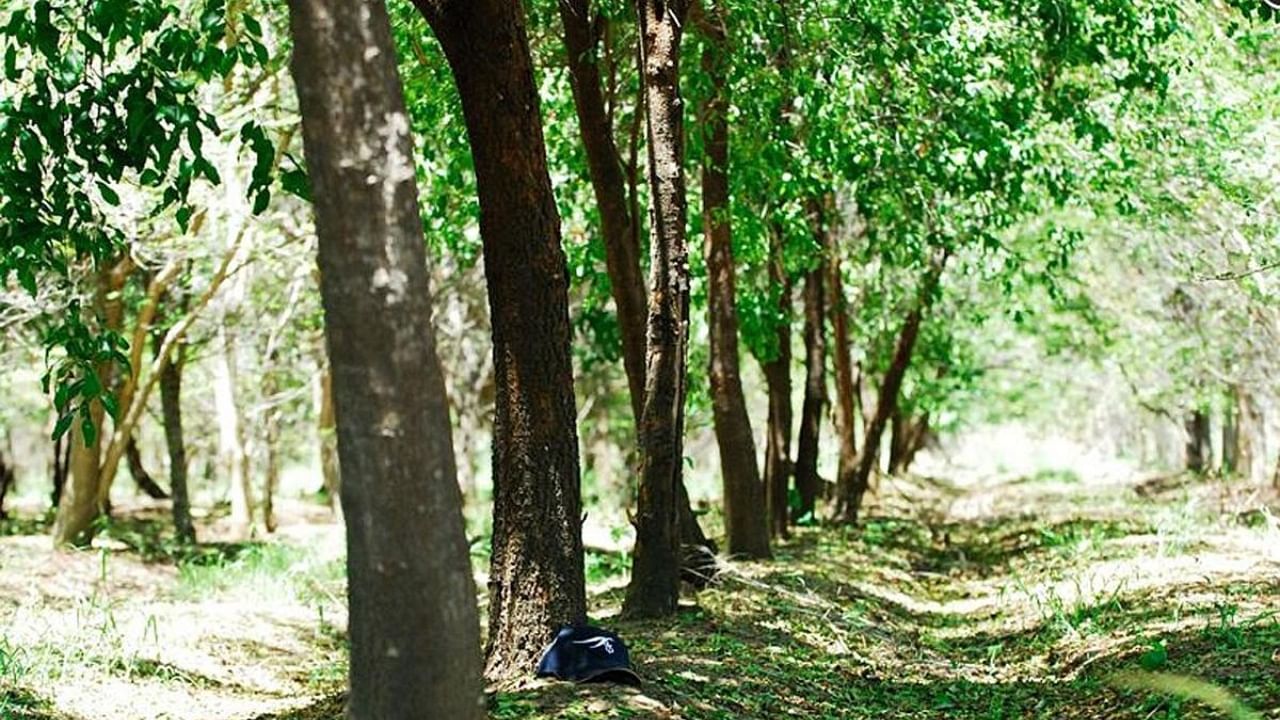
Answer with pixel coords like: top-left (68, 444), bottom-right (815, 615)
top-left (572, 637), bottom-right (616, 654)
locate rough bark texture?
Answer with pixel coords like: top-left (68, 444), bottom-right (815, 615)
top-left (557, 0), bottom-right (646, 421)
top-left (1184, 409), bottom-right (1211, 474)
top-left (623, 0), bottom-right (694, 619)
top-left (158, 342), bottom-right (194, 544)
top-left (699, 4), bottom-right (770, 560)
top-left (793, 206), bottom-right (827, 523)
top-left (286, 0), bottom-right (485, 715)
top-left (558, 0), bottom-right (715, 568)
top-left (830, 254), bottom-right (861, 524)
top-left (413, 0), bottom-right (587, 679)
top-left (762, 225), bottom-right (793, 539)
top-left (846, 256), bottom-right (947, 523)
top-left (126, 438), bottom-right (169, 499)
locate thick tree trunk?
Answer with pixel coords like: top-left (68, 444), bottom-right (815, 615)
top-left (699, 4), bottom-right (769, 560)
top-left (557, 0), bottom-right (646, 421)
top-left (623, 0), bottom-right (694, 619)
top-left (793, 203), bottom-right (827, 523)
top-left (1184, 409), bottom-right (1210, 474)
top-left (52, 260), bottom-right (129, 546)
top-left (158, 341), bottom-right (194, 544)
top-left (286, 0), bottom-right (485, 714)
top-left (126, 438), bottom-right (169, 499)
top-left (845, 256), bottom-right (947, 524)
top-left (761, 225), bottom-right (793, 539)
top-left (413, 0), bottom-right (587, 679)
top-left (830, 253), bottom-right (860, 523)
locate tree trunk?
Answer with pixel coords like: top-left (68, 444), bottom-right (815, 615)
top-left (214, 323), bottom-right (253, 534)
top-left (52, 259), bottom-right (129, 546)
top-left (830, 252), bottom-right (860, 523)
top-left (1222, 389), bottom-right (1239, 477)
top-left (558, 0), bottom-right (714, 567)
top-left (126, 437), bottom-right (169, 499)
top-left (413, 0), bottom-right (587, 679)
top-left (793, 203), bottom-right (827, 523)
top-left (286, 0), bottom-right (485, 714)
top-left (51, 432), bottom-right (69, 510)
top-left (699, 3), bottom-right (769, 560)
top-left (0, 450), bottom-right (13, 519)
top-left (761, 224), bottom-right (793, 539)
top-left (1236, 389), bottom-right (1266, 484)
top-left (623, 0), bottom-right (694, 619)
top-left (892, 412), bottom-right (930, 475)
top-left (316, 363), bottom-right (341, 515)
top-left (1184, 409), bottom-right (1210, 474)
top-left (845, 255), bottom-right (947, 524)
top-left (158, 340), bottom-right (194, 544)
top-left (557, 0), bottom-right (646, 421)
top-left (262, 364), bottom-right (282, 534)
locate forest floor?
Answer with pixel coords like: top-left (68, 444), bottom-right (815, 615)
top-left (1, 466), bottom-right (1278, 720)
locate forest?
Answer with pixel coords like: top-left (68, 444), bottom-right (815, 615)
top-left (0, 0), bottom-right (1278, 717)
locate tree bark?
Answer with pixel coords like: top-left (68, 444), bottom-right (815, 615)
top-left (1184, 409), bottom-right (1210, 474)
top-left (51, 432), bottom-right (69, 510)
top-left (126, 437), bottom-right (169, 499)
top-left (1236, 388), bottom-right (1266, 484)
top-left (214, 322), bottom-right (254, 535)
top-left (315, 364), bottom-right (342, 516)
top-left (262, 365), bottom-right (282, 534)
top-left (793, 203), bottom-right (827, 523)
top-left (0, 450), bottom-right (13, 519)
top-left (698, 2), bottom-right (769, 560)
top-left (412, 0), bottom-right (587, 679)
top-left (158, 337), bottom-right (194, 544)
top-left (761, 224), bottom-right (793, 539)
top-left (557, 0), bottom-right (646, 421)
top-left (830, 253), bottom-right (860, 523)
top-left (52, 259), bottom-right (129, 546)
top-left (1222, 390), bottom-right (1239, 477)
top-left (845, 254), bottom-right (947, 524)
top-left (286, 0), bottom-right (485, 714)
top-left (623, 0), bottom-right (694, 619)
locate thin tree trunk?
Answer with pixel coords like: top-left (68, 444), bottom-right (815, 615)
top-left (316, 364), bottom-right (341, 516)
top-left (286, 0), bottom-right (485, 713)
top-left (887, 408), bottom-right (907, 476)
top-left (698, 2), bottom-right (769, 560)
top-left (830, 253), bottom-right (860, 523)
top-left (557, 0), bottom-right (646, 421)
top-left (158, 341), bottom-right (194, 544)
top-left (413, 0), bottom-right (587, 679)
top-left (214, 323), bottom-right (253, 535)
top-left (793, 202), bottom-right (827, 523)
top-left (51, 433), bottom-right (69, 510)
top-left (1237, 388), bottom-right (1266, 484)
top-left (845, 254), bottom-right (948, 524)
top-left (126, 438), bottom-right (169, 499)
top-left (0, 450), bottom-right (13, 519)
top-left (623, 0), bottom-right (694, 619)
top-left (1185, 409), bottom-right (1210, 474)
top-left (262, 365), bottom-right (282, 534)
top-left (762, 225), bottom-right (793, 539)
top-left (558, 0), bottom-right (715, 567)
top-left (1222, 388), bottom-right (1239, 477)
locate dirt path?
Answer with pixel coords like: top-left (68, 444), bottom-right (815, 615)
top-left (3, 472), bottom-right (1279, 719)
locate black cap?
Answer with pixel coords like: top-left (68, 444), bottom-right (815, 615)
top-left (535, 625), bottom-right (642, 687)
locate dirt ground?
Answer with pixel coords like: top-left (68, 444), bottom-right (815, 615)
top-left (2, 468), bottom-right (1278, 720)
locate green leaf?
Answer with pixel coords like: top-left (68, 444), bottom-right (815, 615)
top-left (252, 188), bottom-right (269, 214)
top-left (97, 182), bottom-right (120, 206)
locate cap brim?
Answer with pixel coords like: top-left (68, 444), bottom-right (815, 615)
top-left (574, 667), bottom-right (643, 688)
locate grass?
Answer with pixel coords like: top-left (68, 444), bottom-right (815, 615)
top-left (3, 472), bottom-right (1279, 719)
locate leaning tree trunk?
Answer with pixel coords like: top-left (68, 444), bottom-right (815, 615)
top-left (623, 0), bottom-right (694, 619)
top-left (286, 0), bottom-right (485, 714)
top-left (126, 437), bottom-right (169, 499)
top-left (846, 255), bottom-right (947, 524)
top-left (830, 253), bottom-right (861, 523)
top-left (413, 0), bottom-right (587, 679)
top-left (699, 2), bottom-right (769, 560)
top-left (158, 338), bottom-right (195, 544)
top-left (558, 0), bottom-right (714, 567)
top-left (53, 259), bottom-right (129, 546)
top-left (793, 203), bottom-right (827, 523)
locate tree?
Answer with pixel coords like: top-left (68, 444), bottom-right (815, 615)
top-left (285, 0), bottom-right (484, 714)
top-left (696, 0), bottom-right (770, 559)
top-left (793, 200), bottom-right (827, 523)
top-left (624, 0), bottom-right (695, 619)
top-left (411, 0), bottom-right (587, 678)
